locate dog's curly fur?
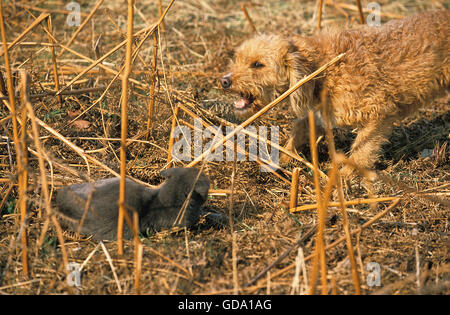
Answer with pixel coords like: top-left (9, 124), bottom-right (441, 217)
top-left (221, 10), bottom-right (449, 176)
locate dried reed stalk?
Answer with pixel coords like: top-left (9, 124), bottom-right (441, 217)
top-left (31, 115), bottom-right (156, 188)
top-left (290, 247), bottom-right (306, 294)
top-left (0, 86), bottom-right (107, 101)
top-left (335, 178), bottom-right (363, 294)
top-left (289, 168), bottom-right (301, 209)
top-left (241, 4), bottom-right (257, 34)
top-left (93, 35), bottom-right (104, 77)
top-left (245, 219), bottom-right (321, 287)
top-left (146, 29), bottom-right (159, 135)
top-left (22, 73), bottom-right (69, 274)
top-left (0, 12), bottom-right (49, 57)
top-left (0, 70), bottom-right (6, 94)
top-left (134, 211), bottom-right (143, 295)
top-left (177, 104), bottom-right (290, 183)
top-left (55, 38), bottom-right (128, 96)
top-left (0, 0), bottom-right (20, 173)
top-left (167, 104), bottom-right (180, 165)
top-left (326, 0), bottom-right (350, 19)
top-left (290, 196), bottom-right (399, 213)
top-left (355, 0), bottom-right (365, 24)
top-left (147, 245), bottom-right (189, 275)
top-left (56, 41), bottom-right (146, 89)
top-left (158, 0), bottom-right (165, 33)
top-left (256, 159), bottom-right (291, 185)
top-left (172, 163), bottom-right (209, 229)
top-left (263, 199), bottom-right (402, 285)
top-left (100, 242), bottom-right (122, 293)
top-left (32, 119), bottom-right (80, 174)
top-left (209, 189), bottom-right (236, 195)
top-left (180, 98), bottom-right (326, 179)
top-left (57, 0), bottom-right (105, 58)
top-left (0, 183), bottom-right (13, 211)
top-left (0, 1), bottom-right (27, 275)
top-left (307, 111), bottom-right (328, 295)
top-left (232, 231), bottom-right (239, 294)
top-left (229, 140), bottom-right (239, 294)
top-left (77, 187), bottom-right (94, 236)
top-left (118, 0), bottom-right (135, 257)
top-left (46, 15), bottom-right (62, 105)
top-left (321, 91), bottom-right (361, 294)
top-left (317, 0), bottom-right (324, 30)
top-left (377, 172), bottom-right (450, 208)
top-left (178, 116), bottom-right (290, 184)
top-left (186, 53), bottom-right (346, 168)
top-left (14, 3), bottom-right (88, 16)
top-left (19, 8), bottom-right (123, 97)
top-left (331, 276), bottom-right (338, 295)
top-left (328, 1), bottom-right (403, 19)
top-left (56, 0), bottom-right (176, 96)
top-left (340, 199), bottom-right (401, 239)
top-left (18, 71), bottom-right (30, 276)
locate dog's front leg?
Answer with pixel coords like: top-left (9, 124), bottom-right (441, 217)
top-left (279, 112), bottom-right (325, 164)
top-left (340, 117), bottom-right (395, 178)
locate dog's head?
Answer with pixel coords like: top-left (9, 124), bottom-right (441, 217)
top-left (220, 34), bottom-right (315, 118)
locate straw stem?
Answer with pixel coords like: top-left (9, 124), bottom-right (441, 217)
top-left (307, 111), bottom-right (328, 295)
top-left (117, 0), bottom-right (135, 256)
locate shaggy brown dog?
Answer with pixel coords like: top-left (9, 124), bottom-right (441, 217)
top-left (220, 11), bottom-right (449, 177)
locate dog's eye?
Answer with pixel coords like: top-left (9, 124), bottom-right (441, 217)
top-left (250, 61), bottom-right (264, 69)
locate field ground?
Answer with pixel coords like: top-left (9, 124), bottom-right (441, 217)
top-left (0, 0), bottom-right (448, 294)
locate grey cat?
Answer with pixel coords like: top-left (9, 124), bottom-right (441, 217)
top-left (55, 168), bottom-right (211, 241)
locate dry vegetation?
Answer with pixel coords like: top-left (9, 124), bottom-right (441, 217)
top-left (0, 0), bottom-right (448, 295)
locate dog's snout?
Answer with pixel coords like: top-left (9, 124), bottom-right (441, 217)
top-left (220, 75), bottom-right (232, 89)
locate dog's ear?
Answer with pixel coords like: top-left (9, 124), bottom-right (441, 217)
top-left (284, 41), bottom-right (315, 118)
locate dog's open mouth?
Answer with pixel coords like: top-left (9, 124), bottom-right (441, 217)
top-left (234, 93), bottom-right (255, 111)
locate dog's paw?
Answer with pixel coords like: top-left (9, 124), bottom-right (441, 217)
top-left (280, 137), bottom-right (295, 164)
top-left (279, 151), bottom-right (292, 164)
top-left (340, 164), bottom-right (378, 183)
top-left (339, 165), bottom-right (356, 180)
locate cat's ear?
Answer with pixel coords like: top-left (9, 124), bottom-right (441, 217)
top-left (160, 167), bottom-right (177, 179)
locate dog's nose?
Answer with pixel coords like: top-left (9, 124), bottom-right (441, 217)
top-left (220, 75), bottom-right (232, 89)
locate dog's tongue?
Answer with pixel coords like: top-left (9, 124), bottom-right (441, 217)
top-left (234, 98), bottom-right (249, 109)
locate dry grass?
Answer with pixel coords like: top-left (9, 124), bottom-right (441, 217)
top-left (0, 0), bottom-right (448, 295)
